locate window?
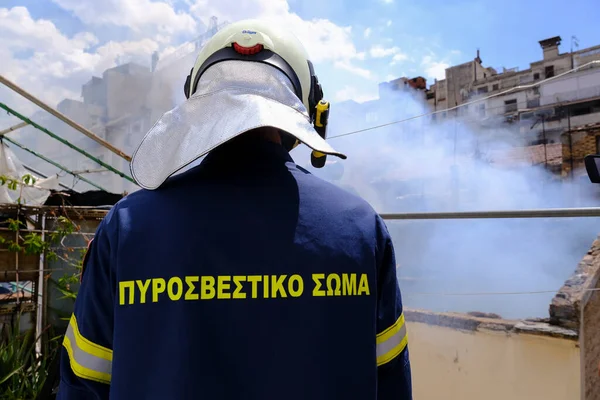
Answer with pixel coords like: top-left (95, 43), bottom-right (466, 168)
top-left (533, 73), bottom-right (540, 80)
top-left (492, 84), bottom-right (499, 91)
top-left (478, 104), bottom-right (485, 117)
top-left (545, 65), bottom-right (554, 78)
top-left (573, 105), bottom-right (593, 116)
top-left (504, 99), bottom-right (518, 113)
top-left (571, 99), bottom-right (600, 117)
top-left (477, 86), bottom-right (488, 94)
top-left (527, 98), bottom-right (540, 108)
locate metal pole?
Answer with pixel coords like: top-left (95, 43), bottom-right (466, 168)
top-left (542, 116), bottom-right (547, 168)
top-left (568, 108), bottom-right (574, 179)
top-left (380, 207), bottom-right (600, 220)
top-left (71, 168), bottom-right (108, 175)
top-left (0, 103), bottom-right (136, 184)
top-left (0, 121), bottom-right (28, 136)
top-left (0, 75), bottom-right (131, 162)
top-left (35, 212), bottom-right (45, 357)
top-left (2, 136), bottom-right (107, 191)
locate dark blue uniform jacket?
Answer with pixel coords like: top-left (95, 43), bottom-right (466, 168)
top-left (57, 139), bottom-right (412, 399)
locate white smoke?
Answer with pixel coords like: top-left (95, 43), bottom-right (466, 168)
top-left (293, 84), bottom-right (600, 320)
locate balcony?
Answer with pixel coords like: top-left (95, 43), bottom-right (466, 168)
top-left (540, 85), bottom-right (600, 106)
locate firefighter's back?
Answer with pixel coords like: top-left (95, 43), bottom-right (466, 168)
top-left (110, 140), bottom-right (381, 399)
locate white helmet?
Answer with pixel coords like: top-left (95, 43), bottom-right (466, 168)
top-left (183, 19), bottom-right (324, 148)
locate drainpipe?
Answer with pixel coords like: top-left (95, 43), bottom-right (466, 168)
top-left (568, 108), bottom-right (574, 179)
top-left (542, 116), bottom-right (548, 168)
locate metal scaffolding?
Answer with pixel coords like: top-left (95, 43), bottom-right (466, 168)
top-left (1, 135), bottom-right (107, 191)
top-left (0, 102), bottom-right (135, 185)
top-left (0, 74), bottom-right (131, 162)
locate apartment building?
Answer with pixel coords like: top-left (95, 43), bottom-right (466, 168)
top-left (427, 36), bottom-right (600, 149)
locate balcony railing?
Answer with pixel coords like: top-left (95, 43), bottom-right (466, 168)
top-left (540, 85), bottom-right (600, 106)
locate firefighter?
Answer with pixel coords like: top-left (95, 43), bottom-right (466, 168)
top-left (57, 19), bottom-right (412, 400)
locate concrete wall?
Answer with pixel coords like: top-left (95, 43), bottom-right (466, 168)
top-left (406, 311), bottom-right (581, 400)
top-left (104, 65), bottom-right (152, 122)
top-left (445, 62), bottom-right (475, 108)
top-left (577, 236), bottom-right (600, 400)
top-left (540, 68), bottom-right (600, 106)
top-left (575, 46), bottom-right (600, 68)
top-left (485, 90), bottom-right (529, 117)
top-left (474, 61), bottom-right (489, 81)
top-left (583, 271), bottom-right (600, 400)
top-left (530, 54), bottom-right (572, 79)
top-left (549, 235), bottom-right (600, 399)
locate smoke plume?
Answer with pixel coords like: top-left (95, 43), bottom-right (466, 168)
top-left (295, 84), bottom-right (600, 320)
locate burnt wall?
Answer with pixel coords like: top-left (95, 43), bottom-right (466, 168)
top-left (550, 237), bottom-right (600, 330)
top-left (549, 235), bottom-right (600, 399)
top-left (583, 267), bottom-right (600, 400)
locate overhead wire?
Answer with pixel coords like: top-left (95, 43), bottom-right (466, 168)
top-left (329, 60), bottom-right (600, 140)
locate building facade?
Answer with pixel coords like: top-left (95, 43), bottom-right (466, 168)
top-left (426, 36), bottom-right (600, 150)
top-left (354, 35), bottom-right (600, 181)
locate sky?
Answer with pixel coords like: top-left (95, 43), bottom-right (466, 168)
top-left (1, 0), bottom-right (598, 109)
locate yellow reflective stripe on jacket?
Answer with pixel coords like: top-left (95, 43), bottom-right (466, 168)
top-left (376, 313), bottom-right (408, 366)
top-left (62, 314), bottom-right (113, 384)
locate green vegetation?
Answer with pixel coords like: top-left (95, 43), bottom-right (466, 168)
top-left (0, 173), bottom-right (86, 398)
top-left (0, 314), bottom-right (61, 399)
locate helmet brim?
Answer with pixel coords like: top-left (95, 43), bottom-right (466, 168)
top-left (130, 62), bottom-right (346, 190)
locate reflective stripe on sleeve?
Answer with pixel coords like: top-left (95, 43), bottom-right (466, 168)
top-left (62, 314), bottom-right (113, 384)
top-left (376, 313), bottom-right (408, 366)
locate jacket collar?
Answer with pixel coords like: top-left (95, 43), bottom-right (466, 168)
top-left (200, 138), bottom-right (294, 170)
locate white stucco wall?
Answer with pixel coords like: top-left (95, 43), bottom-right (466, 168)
top-left (407, 318), bottom-right (581, 400)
